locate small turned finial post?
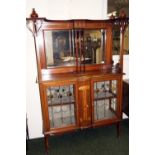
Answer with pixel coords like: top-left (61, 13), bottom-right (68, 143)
top-left (27, 8), bottom-right (43, 36)
top-left (119, 10), bottom-right (126, 18)
top-left (110, 14), bottom-right (115, 19)
top-left (30, 8), bottom-right (38, 18)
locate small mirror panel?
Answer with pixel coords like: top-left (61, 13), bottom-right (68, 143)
top-left (83, 29), bottom-right (106, 65)
top-left (112, 26), bottom-right (120, 66)
top-left (44, 30), bottom-right (75, 68)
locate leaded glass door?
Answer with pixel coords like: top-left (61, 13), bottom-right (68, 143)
top-left (45, 83), bottom-right (78, 129)
top-left (92, 78), bottom-right (120, 123)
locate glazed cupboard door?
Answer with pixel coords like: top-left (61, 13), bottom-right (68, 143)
top-left (40, 81), bottom-right (79, 134)
top-left (91, 77), bottom-right (122, 126)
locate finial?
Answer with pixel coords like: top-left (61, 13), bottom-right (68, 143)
top-left (110, 14), bottom-right (115, 19)
top-left (119, 10), bottom-right (126, 18)
top-left (30, 8), bottom-right (38, 18)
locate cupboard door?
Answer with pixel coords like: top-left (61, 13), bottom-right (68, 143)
top-left (78, 78), bottom-right (91, 128)
top-left (45, 83), bottom-right (78, 129)
top-left (92, 79), bottom-right (120, 123)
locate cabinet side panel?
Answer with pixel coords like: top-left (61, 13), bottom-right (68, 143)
top-left (39, 84), bottom-right (50, 133)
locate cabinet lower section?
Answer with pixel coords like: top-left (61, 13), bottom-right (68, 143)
top-left (39, 73), bottom-right (123, 152)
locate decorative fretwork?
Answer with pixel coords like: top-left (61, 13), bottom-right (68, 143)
top-left (110, 11), bottom-right (129, 72)
top-left (26, 8), bottom-right (43, 36)
top-left (94, 80), bottom-right (118, 121)
top-left (47, 84), bottom-right (76, 128)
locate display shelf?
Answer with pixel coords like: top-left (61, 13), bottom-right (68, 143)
top-left (94, 91), bottom-right (116, 100)
top-left (47, 96), bottom-right (75, 106)
top-left (48, 102), bottom-right (75, 107)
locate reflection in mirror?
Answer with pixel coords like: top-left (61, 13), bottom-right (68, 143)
top-left (44, 29), bottom-right (106, 68)
top-left (123, 25), bottom-right (129, 79)
top-left (83, 29), bottom-right (106, 65)
top-left (124, 26), bottom-right (129, 55)
top-left (112, 26), bottom-right (120, 66)
top-left (44, 30), bottom-right (75, 68)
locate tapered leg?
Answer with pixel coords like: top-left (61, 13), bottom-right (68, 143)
top-left (116, 122), bottom-right (121, 138)
top-left (26, 117), bottom-right (29, 151)
top-left (44, 135), bottom-right (49, 155)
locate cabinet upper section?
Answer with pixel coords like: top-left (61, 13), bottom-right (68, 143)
top-left (26, 9), bottom-right (128, 80)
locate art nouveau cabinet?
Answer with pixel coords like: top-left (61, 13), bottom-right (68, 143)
top-left (26, 9), bottom-right (128, 153)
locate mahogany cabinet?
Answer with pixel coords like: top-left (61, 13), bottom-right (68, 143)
top-left (26, 9), bottom-right (128, 153)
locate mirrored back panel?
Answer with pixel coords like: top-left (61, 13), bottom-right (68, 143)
top-left (83, 29), bottom-right (106, 65)
top-left (112, 26), bottom-right (120, 65)
top-left (44, 29), bottom-right (106, 69)
top-left (44, 30), bottom-right (75, 68)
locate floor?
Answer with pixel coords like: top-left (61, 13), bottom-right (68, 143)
top-left (27, 119), bottom-right (129, 155)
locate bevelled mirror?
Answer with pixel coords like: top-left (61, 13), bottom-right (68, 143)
top-left (112, 25), bottom-right (120, 66)
top-left (83, 29), bottom-right (106, 65)
top-left (44, 29), bottom-right (106, 69)
top-left (44, 30), bottom-right (75, 68)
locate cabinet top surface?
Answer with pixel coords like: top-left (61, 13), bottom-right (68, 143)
top-left (40, 70), bottom-right (123, 83)
top-left (26, 17), bottom-right (129, 22)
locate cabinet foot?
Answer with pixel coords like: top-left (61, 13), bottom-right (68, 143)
top-left (116, 122), bottom-right (121, 138)
top-left (44, 135), bottom-right (49, 154)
